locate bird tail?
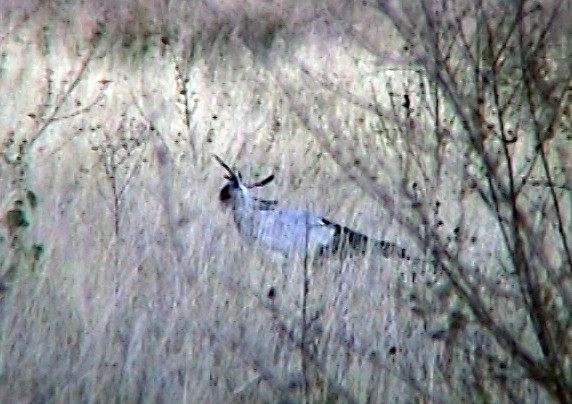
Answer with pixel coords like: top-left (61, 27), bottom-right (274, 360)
top-left (320, 219), bottom-right (411, 261)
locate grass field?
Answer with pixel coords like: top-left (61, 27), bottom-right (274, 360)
top-left (0, 1), bottom-right (570, 403)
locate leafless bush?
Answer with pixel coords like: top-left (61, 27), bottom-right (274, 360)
top-left (275, 0), bottom-right (572, 402)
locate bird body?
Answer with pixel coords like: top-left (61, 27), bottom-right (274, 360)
top-left (233, 207), bottom-right (337, 258)
top-left (214, 155), bottom-right (411, 262)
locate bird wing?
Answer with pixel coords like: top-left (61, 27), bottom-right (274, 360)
top-left (319, 218), bottom-right (411, 260)
top-left (252, 197), bottom-right (279, 211)
top-left (236, 206), bottom-right (411, 261)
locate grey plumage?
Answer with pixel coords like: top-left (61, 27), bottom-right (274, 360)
top-left (214, 155), bottom-right (412, 262)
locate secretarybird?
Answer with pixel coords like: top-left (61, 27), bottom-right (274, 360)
top-left (214, 155), bottom-right (413, 263)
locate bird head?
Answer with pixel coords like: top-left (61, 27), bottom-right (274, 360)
top-left (214, 154), bottom-right (276, 209)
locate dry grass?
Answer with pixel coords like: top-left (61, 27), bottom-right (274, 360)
top-left (0, 0), bottom-right (570, 403)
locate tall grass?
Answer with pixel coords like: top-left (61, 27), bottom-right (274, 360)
top-left (0, 0), bottom-right (570, 403)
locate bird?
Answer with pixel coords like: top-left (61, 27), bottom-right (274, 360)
top-left (214, 154), bottom-right (414, 263)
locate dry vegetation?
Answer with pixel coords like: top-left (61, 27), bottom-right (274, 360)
top-left (0, 0), bottom-right (571, 403)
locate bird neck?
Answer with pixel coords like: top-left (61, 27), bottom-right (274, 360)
top-left (231, 189), bottom-right (256, 215)
top-left (230, 191), bottom-right (259, 238)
